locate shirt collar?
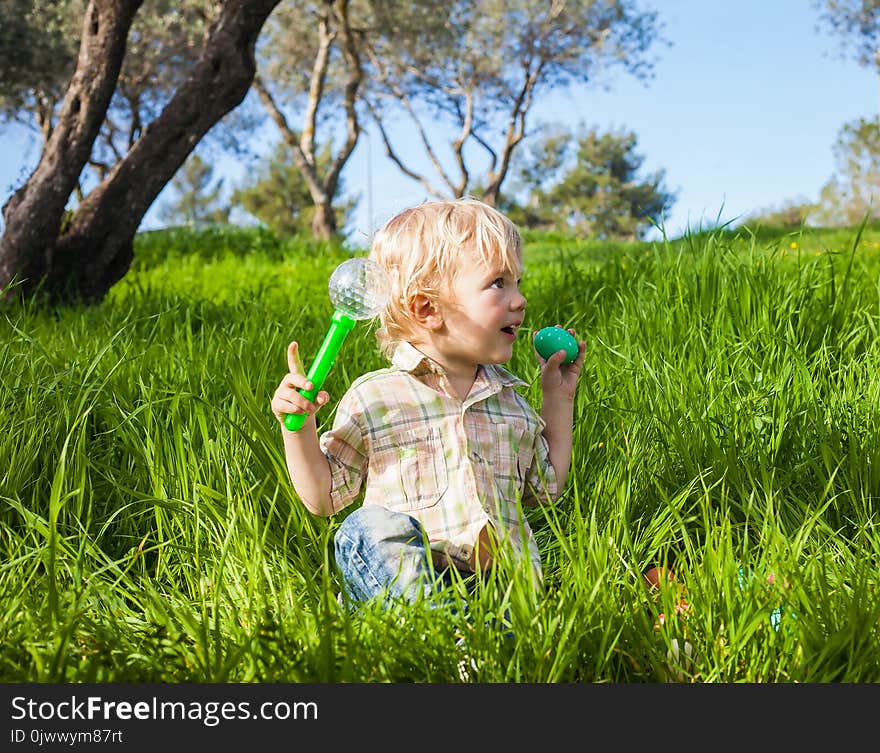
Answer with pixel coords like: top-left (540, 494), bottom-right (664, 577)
top-left (390, 341), bottom-right (527, 391)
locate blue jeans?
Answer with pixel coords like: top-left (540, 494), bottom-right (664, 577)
top-left (333, 506), bottom-right (471, 606)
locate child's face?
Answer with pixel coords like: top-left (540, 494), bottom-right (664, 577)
top-left (436, 250), bottom-right (526, 369)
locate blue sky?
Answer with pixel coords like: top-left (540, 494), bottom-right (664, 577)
top-left (1, 0), bottom-right (877, 244)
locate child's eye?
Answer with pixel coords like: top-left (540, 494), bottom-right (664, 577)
top-left (490, 277), bottom-right (504, 288)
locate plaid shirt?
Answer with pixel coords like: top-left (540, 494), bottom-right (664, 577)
top-left (320, 341), bottom-right (558, 577)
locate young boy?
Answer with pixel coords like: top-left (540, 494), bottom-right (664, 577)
top-left (270, 197), bottom-right (584, 605)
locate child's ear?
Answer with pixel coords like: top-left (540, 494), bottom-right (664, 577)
top-left (410, 293), bottom-right (443, 330)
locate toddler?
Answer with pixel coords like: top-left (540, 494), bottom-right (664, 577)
top-left (270, 198), bottom-right (584, 604)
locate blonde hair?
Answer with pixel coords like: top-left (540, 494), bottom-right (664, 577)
top-left (369, 197), bottom-right (523, 359)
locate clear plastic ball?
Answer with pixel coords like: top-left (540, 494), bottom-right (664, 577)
top-left (328, 257), bottom-right (391, 320)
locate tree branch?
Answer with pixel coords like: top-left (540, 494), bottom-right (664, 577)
top-left (323, 0), bottom-right (362, 200)
top-left (449, 89), bottom-right (473, 196)
top-left (300, 0), bottom-right (335, 165)
top-left (1, 0), bottom-right (143, 287)
top-left (484, 59), bottom-right (543, 203)
top-left (252, 74), bottom-right (323, 200)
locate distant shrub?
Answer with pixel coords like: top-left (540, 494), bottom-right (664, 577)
top-left (132, 224), bottom-right (354, 270)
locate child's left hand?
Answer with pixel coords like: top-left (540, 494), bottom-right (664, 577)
top-left (534, 326), bottom-right (585, 400)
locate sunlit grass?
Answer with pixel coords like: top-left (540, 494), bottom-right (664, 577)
top-left (1, 222), bottom-right (879, 682)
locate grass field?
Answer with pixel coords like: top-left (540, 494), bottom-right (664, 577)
top-left (1, 221), bottom-right (879, 682)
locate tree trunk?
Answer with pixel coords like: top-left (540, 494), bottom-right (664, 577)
top-left (0, 0), bottom-right (141, 302)
top-left (311, 199), bottom-right (337, 240)
top-left (0, 0), bottom-right (283, 305)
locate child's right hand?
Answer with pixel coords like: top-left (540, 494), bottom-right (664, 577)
top-left (270, 341), bottom-right (330, 429)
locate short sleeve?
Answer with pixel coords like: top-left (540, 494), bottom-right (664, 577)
top-left (521, 430), bottom-right (558, 505)
top-left (319, 388), bottom-right (368, 513)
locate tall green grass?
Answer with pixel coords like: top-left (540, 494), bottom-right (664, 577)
top-left (1, 222), bottom-right (878, 682)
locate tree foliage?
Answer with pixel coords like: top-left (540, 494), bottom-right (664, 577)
top-left (0, 0), bottom-right (283, 304)
top-left (251, 0), bottom-right (367, 239)
top-left (743, 199), bottom-right (817, 229)
top-left (1, 1), bottom-right (217, 179)
top-left (503, 124), bottom-right (675, 240)
top-left (364, 0), bottom-right (663, 206)
top-left (814, 116), bottom-right (880, 225)
top-left (746, 118), bottom-right (880, 228)
top-left (814, 0), bottom-right (880, 69)
top-left (230, 141), bottom-right (355, 236)
top-left (0, 0), bottom-right (83, 142)
top-left (160, 153), bottom-right (230, 227)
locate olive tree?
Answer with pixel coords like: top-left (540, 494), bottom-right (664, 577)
top-left (0, 0), bottom-right (283, 304)
top-left (0, 0), bottom-right (83, 144)
top-left (1, 2), bottom-right (217, 185)
top-left (250, 0), bottom-right (365, 240)
top-left (813, 2), bottom-right (880, 224)
top-left (814, 0), bottom-right (880, 69)
top-left (814, 116), bottom-right (880, 225)
top-left (363, 0), bottom-right (663, 206)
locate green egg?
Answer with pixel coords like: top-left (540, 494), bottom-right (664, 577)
top-left (533, 326), bottom-right (578, 363)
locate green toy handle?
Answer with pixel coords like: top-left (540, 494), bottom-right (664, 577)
top-left (284, 310), bottom-right (356, 432)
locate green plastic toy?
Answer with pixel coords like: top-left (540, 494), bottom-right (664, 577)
top-left (283, 258), bottom-right (390, 432)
